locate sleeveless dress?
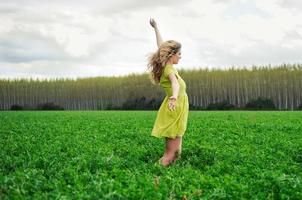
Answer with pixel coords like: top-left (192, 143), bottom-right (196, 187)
top-left (151, 64), bottom-right (189, 139)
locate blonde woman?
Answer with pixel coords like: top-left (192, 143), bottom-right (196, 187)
top-left (147, 18), bottom-right (189, 167)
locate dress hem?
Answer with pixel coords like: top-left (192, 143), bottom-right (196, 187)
top-left (151, 133), bottom-right (185, 139)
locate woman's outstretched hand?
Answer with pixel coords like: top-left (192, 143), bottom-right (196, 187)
top-left (149, 18), bottom-right (157, 29)
top-left (168, 99), bottom-right (177, 111)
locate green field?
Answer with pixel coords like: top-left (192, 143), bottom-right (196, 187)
top-left (0, 111), bottom-right (301, 199)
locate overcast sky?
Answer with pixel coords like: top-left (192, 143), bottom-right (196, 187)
top-left (1, 0), bottom-right (302, 80)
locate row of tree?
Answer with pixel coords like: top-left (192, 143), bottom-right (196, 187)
top-left (9, 96), bottom-right (302, 111)
top-left (1, 63), bottom-right (302, 111)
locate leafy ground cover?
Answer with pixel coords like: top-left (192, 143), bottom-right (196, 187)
top-left (0, 111), bottom-right (301, 199)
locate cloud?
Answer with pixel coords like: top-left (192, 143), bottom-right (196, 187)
top-left (278, 0), bottom-right (302, 12)
top-left (0, 0), bottom-right (302, 79)
top-left (0, 31), bottom-right (69, 63)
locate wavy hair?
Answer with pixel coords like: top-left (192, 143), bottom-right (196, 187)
top-left (147, 40), bottom-right (181, 85)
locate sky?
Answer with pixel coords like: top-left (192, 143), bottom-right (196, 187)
top-left (0, 0), bottom-right (302, 80)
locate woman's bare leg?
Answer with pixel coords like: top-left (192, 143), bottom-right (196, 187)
top-left (160, 136), bottom-right (182, 166)
top-left (174, 136), bottom-right (182, 162)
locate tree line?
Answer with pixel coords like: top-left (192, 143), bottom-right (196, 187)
top-left (0, 63), bottom-right (301, 111)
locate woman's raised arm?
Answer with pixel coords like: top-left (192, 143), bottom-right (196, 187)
top-left (149, 18), bottom-right (163, 48)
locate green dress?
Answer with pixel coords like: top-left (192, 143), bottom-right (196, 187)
top-left (151, 64), bottom-right (189, 139)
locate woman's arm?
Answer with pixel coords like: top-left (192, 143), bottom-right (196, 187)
top-left (154, 27), bottom-right (163, 48)
top-left (169, 74), bottom-right (180, 100)
top-left (150, 18), bottom-right (163, 48)
top-left (168, 74), bottom-right (179, 110)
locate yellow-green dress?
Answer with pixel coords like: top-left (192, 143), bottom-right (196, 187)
top-left (151, 64), bottom-right (189, 139)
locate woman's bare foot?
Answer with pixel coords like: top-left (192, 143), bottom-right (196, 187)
top-left (159, 150), bottom-right (181, 166)
top-left (159, 156), bottom-right (174, 167)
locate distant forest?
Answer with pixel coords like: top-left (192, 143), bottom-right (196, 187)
top-left (1, 64), bottom-right (302, 111)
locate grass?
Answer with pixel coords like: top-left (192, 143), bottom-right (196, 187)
top-left (0, 110), bottom-right (301, 199)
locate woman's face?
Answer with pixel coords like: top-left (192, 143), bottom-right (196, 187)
top-left (172, 50), bottom-right (182, 64)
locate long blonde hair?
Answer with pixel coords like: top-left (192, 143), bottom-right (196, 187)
top-left (147, 40), bottom-right (181, 85)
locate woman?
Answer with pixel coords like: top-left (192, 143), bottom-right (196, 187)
top-left (147, 18), bottom-right (189, 167)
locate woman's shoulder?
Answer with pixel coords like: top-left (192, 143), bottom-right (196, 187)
top-left (162, 65), bottom-right (178, 81)
top-left (165, 64), bottom-right (174, 69)
top-left (164, 64), bottom-right (176, 72)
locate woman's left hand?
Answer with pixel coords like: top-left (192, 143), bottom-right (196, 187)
top-left (168, 99), bottom-right (177, 111)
